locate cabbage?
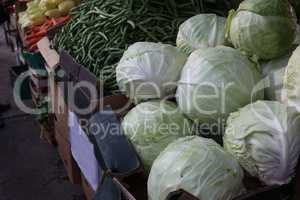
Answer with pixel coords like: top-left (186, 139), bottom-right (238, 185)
top-left (226, 0), bottom-right (297, 60)
top-left (294, 24), bottom-right (300, 45)
top-left (176, 14), bottom-right (226, 55)
top-left (176, 46), bottom-right (263, 125)
top-left (282, 45), bottom-right (300, 112)
top-left (148, 136), bottom-right (245, 200)
top-left (224, 100), bottom-right (300, 185)
top-left (122, 100), bottom-right (192, 171)
top-left (290, 0), bottom-right (300, 18)
top-left (261, 51), bottom-right (292, 101)
top-left (116, 42), bottom-right (187, 103)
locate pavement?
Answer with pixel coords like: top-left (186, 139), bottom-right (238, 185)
top-left (0, 25), bottom-right (84, 200)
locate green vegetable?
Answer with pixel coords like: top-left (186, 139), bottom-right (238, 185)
top-left (53, 0), bottom-right (232, 94)
top-left (30, 13), bottom-right (47, 25)
top-left (226, 0), bottom-right (297, 60)
top-left (176, 46), bottom-right (263, 125)
top-left (99, 64), bottom-right (119, 93)
top-left (290, 0), bottom-right (300, 18)
top-left (45, 9), bottom-right (62, 18)
top-left (224, 100), bottom-right (300, 185)
top-left (39, 0), bottom-right (57, 11)
top-left (58, 0), bottom-right (76, 15)
top-left (122, 100), bottom-right (193, 171)
top-left (116, 42), bottom-right (187, 103)
top-left (72, 0), bottom-right (81, 5)
top-left (18, 12), bottom-right (31, 28)
top-left (261, 50), bottom-right (293, 101)
top-left (27, 7), bottom-right (43, 15)
top-left (49, 0), bottom-right (64, 5)
top-left (282, 45), bottom-right (300, 112)
top-left (148, 136), bottom-right (245, 200)
top-left (177, 14), bottom-right (226, 55)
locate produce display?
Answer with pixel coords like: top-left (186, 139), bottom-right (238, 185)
top-left (176, 14), bottom-right (226, 55)
top-left (282, 46), bottom-right (300, 112)
top-left (122, 100), bottom-right (192, 171)
top-left (23, 16), bottom-right (70, 51)
top-left (293, 25), bottom-right (300, 45)
top-left (41, 0), bottom-right (300, 198)
top-left (290, 0), bottom-right (300, 17)
top-left (261, 50), bottom-right (293, 101)
top-left (148, 136), bottom-right (245, 200)
top-left (224, 101), bottom-right (300, 185)
top-left (297, 2), bottom-right (300, 17)
top-left (226, 0), bottom-right (297, 60)
top-left (176, 46), bottom-right (263, 125)
top-left (116, 42), bottom-right (187, 103)
top-left (53, 0), bottom-right (231, 93)
top-left (18, 0), bottom-right (78, 28)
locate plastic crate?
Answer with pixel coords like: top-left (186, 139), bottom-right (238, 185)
top-left (9, 64), bottom-right (31, 100)
top-left (22, 51), bottom-right (48, 77)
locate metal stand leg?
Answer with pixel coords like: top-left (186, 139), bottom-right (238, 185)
top-left (2, 23), bottom-right (9, 46)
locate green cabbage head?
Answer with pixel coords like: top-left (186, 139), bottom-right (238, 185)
top-left (226, 0), bottom-right (297, 60)
top-left (116, 42), bottom-right (187, 103)
top-left (176, 46), bottom-right (263, 125)
top-left (122, 100), bottom-right (192, 171)
top-left (176, 14), bottom-right (226, 55)
top-left (282, 45), bottom-right (300, 112)
top-left (261, 50), bottom-right (293, 101)
top-left (224, 100), bottom-right (300, 185)
top-left (148, 136), bottom-right (245, 200)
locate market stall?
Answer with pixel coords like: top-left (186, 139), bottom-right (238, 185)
top-left (12, 0), bottom-right (300, 199)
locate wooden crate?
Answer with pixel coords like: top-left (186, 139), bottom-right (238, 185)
top-left (55, 129), bottom-right (81, 184)
top-left (53, 82), bottom-right (69, 141)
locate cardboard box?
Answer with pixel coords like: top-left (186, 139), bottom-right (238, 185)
top-left (40, 43), bottom-right (300, 200)
top-left (55, 129), bottom-right (81, 184)
top-left (40, 120), bottom-right (56, 146)
top-left (69, 110), bottom-right (101, 192)
top-left (53, 82), bottom-right (69, 141)
top-left (37, 37), bottom-right (60, 71)
top-left (30, 81), bottom-right (48, 101)
top-left (59, 50), bottom-right (81, 82)
top-left (54, 113), bottom-right (69, 141)
top-left (81, 173), bottom-right (95, 200)
top-left (90, 95), bottom-right (300, 200)
top-left (30, 73), bottom-right (48, 89)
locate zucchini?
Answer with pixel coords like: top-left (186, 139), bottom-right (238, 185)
top-left (45, 9), bottom-right (62, 18)
top-left (58, 0), bottom-right (75, 15)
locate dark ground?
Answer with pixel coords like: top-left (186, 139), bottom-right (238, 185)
top-left (0, 26), bottom-right (84, 200)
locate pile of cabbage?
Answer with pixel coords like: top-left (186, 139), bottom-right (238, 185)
top-left (115, 0), bottom-right (300, 199)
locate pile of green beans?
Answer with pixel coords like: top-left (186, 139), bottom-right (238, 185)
top-left (53, 0), bottom-right (231, 94)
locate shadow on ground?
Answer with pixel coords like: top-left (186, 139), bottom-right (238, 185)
top-left (0, 25), bottom-right (84, 200)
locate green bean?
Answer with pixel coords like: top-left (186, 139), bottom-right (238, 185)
top-left (53, 0), bottom-right (229, 93)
